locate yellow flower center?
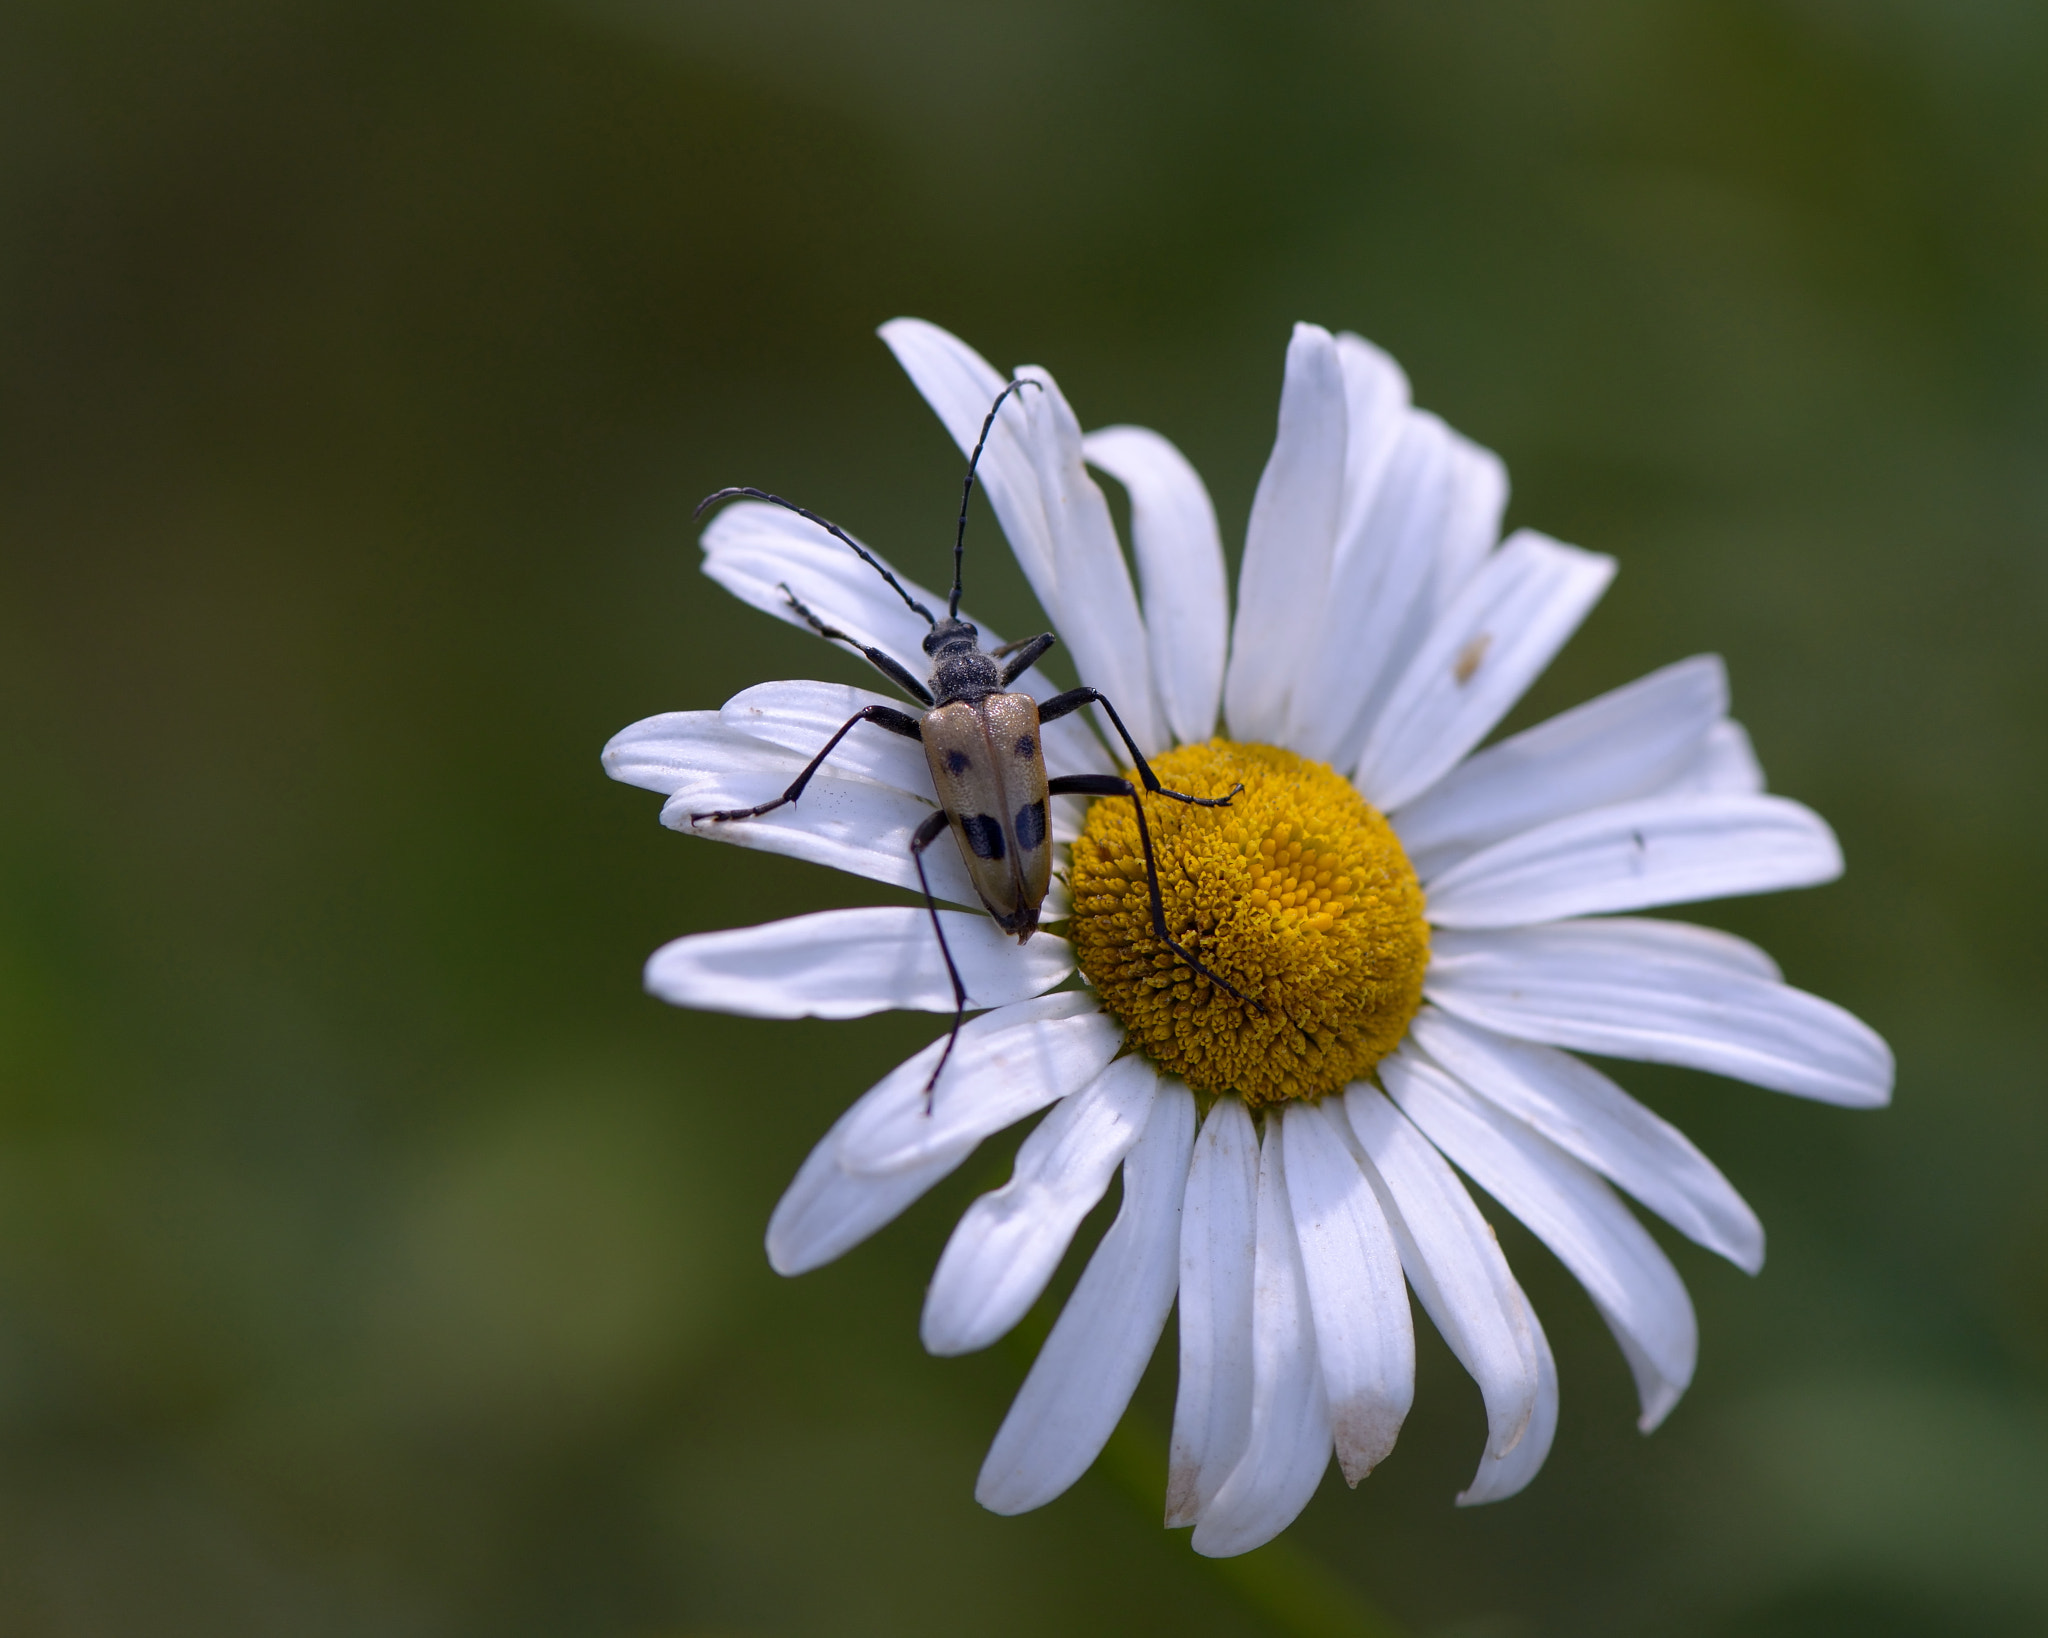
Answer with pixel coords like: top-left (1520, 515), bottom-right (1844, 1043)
top-left (1065, 741), bottom-right (1429, 1108)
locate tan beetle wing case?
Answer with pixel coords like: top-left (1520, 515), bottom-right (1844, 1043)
top-left (921, 694), bottom-right (1051, 939)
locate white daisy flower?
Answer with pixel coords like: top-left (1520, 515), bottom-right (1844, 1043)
top-left (604, 318), bottom-right (1894, 1557)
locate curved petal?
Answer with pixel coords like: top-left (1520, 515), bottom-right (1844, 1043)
top-left (1409, 1008), bottom-right (1763, 1272)
top-left (766, 1102), bottom-right (978, 1278)
top-left (1013, 368), bottom-right (1164, 756)
top-left (1668, 718), bottom-right (1765, 797)
top-left (1281, 1102), bottom-right (1414, 1485)
top-left (1329, 332), bottom-right (1413, 566)
top-left (1225, 323), bottom-right (1347, 744)
top-left (1383, 1046), bottom-right (1697, 1431)
top-left (1084, 424), bottom-right (1229, 745)
top-left (1166, 1095), bottom-right (1260, 1528)
top-left (644, 907), bottom-right (1073, 1020)
top-left (642, 744), bottom-right (979, 910)
top-left (837, 992), bottom-right (1123, 1175)
top-left (1425, 793), bottom-right (1843, 929)
top-left (1426, 919), bottom-right (1893, 1106)
top-left (922, 1057), bottom-right (1160, 1356)
top-left (1457, 1302), bottom-right (1557, 1507)
top-left (975, 1084), bottom-right (1195, 1514)
top-left (1354, 531), bottom-right (1616, 813)
top-left (879, 317), bottom-right (1054, 592)
top-left (701, 498), bottom-right (939, 681)
top-left (720, 678), bottom-right (933, 791)
top-left (1341, 1085), bottom-right (1541, 1489)
top-left (1190, 1119), bottom-right (1333, 1558)
top-left (1392, 655), bottom-right (1730, 881)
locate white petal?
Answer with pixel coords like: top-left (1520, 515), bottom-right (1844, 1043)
top-left (1425, 793), bottom-right (1843, 929)
top-left (1190, 1119), bottom-right (1334, 1558)
top-left (1425, 427), bottom-right (1509, 620)
top-left (1328, 332), bottom-right (1413, 565)
top-left (1457, 1303), bottom-right (1557, 1507)
top-left (1224, 323), bottom-right (1347, 745)
top-left (644, 907), bottom-right (1073, 1020)
top-left (1392, 655), bottom-right (1730, 880)
top-left (922, 1057), bottom-right (1161, 1356)
top-left (1010, 368), bottom-right (1164, 757)
top-left (1290, 410), bottom-right (1505, 768)
top-left (837, 992), bottom-right (1123, 1175)
top-left (1083, 424), bottom-right (1229, 745)
top-left (879, 317), bottom-right (1055, 594)
top-left (1166, 1096), bottom-right (1260, 1528)
top-left (766, 1099), bottom-right (977, 1277)
top-left (1280, 1102), bottom-right (1413, 1485)
top-left (1411, 1008), bottom-right (1763, 1271)
top-left (1341, 1085), bottom-right (1540, 1486)
top-left (1383, 1046), bottom-right (1697, 1431)
top-left (1667, 718), bottom-right (1765, 797)
top-left (1426, 919), bottom-right (1893, 1106)
top-left (644, 739), bottom-right (979, 909)
top-left (976, 1084), bottom-right (1195, 1514)
top-left (1354, 530), bottom-right (1617, 812)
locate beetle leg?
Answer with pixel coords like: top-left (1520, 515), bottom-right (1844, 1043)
top-left (909, 807), bottom-right (969, 1112)
top-left (778, 585), bottom-right (935, 707)
top-left (1038, 687), bottom-right (1244, 809)
top-left (1047, 773), bottom-right (1262, 1014)
top-left (994, 631), bottom-right (1057, 684)
top-left (689, 704), bottom-right (924, 825)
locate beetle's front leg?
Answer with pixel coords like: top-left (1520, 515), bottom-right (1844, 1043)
top-left (689, 704), bottom-right (924, 825)
top-left (1037, 687), bottom-right (1244, 808)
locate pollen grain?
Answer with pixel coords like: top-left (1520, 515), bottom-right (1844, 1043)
top-left (1066, 741), bottom-right (1428, 1108)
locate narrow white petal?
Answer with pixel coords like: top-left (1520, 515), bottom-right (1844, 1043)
top-left (648, 749), bottom-right (979, 908)
top-left (1224, 323), bottom-right (1348, 744)
top-left (1354, 530), bottom-right (1616, 813)
top-left (1328, 332), bottom-right (1413, 565)
top-left (976, 1084), bottom-right (1195, 1514)
top-left (1083, 424), bottom-right (1229, 745)
top-left (1015, 367), bottom-right (1164, 756)
top-left (1166, 1096), bottom-right (1260, 1528)
top-left (879, 317), bottom-right (1056, 594)
top-left (1384, 1047), bottom-right (1697, 1431)
top-left (1666, 718), bottom-right (1765, 797)
top-left (922, 1057), bottom-right (1160, 1356)
top-left (1342, 1085), bottom-right (1540, 1484)
top-left (604, 710), bottom-right (734, 799)
top-left (1191, 1120), bottom-right (1334, 1559)
top-left (1281, 1102), bottom-right (1414, 1485)
top-left (1427, 919), bottom-right (1893, 1106)
top-left (1392, 655), bottom-right (1729, 880)
top-left (717, 678), bottom-right (933, 791)
top-left (644, 907), bottom-right (1073, 1021)
top-left (1425, 793), bottom-right (1843, 929)
top-left (1410, 1008), bottom-right (1764, 1272)
top-left (701, 499), bottom-right (939, 680)
top-left (1293, 406), bottom-right (1505, 770)
top-left (766, 1100), bottom-right (976, 1277)
top-left (1457, 1303), bottom-right (1557, 1507)
top-left (837, 992), bottom-right (1123, 1175)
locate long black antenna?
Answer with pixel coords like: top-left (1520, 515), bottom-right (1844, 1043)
top-left (695, 487), bottom-right (935, 627)
top-left (951, 379), bottom-right (1041, 619)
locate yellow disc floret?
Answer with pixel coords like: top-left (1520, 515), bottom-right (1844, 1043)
top-left (1066, 741), bottom-right (1428, 1108)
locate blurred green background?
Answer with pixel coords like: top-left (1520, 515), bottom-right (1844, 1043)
top-left (2, 0), bottom-right (2046, 1633)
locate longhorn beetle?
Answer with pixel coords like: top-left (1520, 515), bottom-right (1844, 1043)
top-left (692, 380), bottom-right (1256, 1100)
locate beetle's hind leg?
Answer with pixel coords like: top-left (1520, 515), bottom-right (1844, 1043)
top-left (689, 704), bottom-right (923, 825)
top-left (909, 808), bottom-right (970, 1113)
top-left (1047, 772), bottom-right (1262, 1015)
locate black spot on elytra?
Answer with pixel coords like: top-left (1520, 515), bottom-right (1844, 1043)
top-left (944, 749), bottom-right (972, 776)
top-left (1013, 733), bottom-right (1036, 760)
top-left (1014, 799), bottom-right (1047, 851)
top-left (959, 813), bottom-right (1006, 860)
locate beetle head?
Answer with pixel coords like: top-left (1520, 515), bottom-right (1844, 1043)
top-left (922, 616), bottom-right (981, 656)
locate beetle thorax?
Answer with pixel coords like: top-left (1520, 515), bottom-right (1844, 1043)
top-left (1067, 740), bottom-right (1429, 1107)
